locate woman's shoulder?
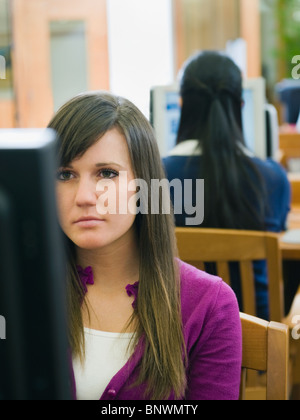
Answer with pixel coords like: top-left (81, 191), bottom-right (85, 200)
top-left (178, 258), bottom-right (221, 289)
top-left (178, 259), bottom-right (230, 290)
top-left (250, 157), bottom-right (291, 203)
top-left (251, 156), bottom-right (289, 182)
top-left (177, 260), bottom-right (239, 320)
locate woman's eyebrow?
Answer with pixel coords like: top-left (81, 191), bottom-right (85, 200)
top-left (59, 162), bottom-right (125, 170)
top-left (95, 162), bottom-right (123, 168)
top-left (59, 163), bottom-right (73, 169)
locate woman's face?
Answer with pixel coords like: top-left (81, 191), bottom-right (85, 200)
top-left (56, 128), bottom-right (137, 250)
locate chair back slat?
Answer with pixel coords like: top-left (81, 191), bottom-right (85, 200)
top-left (216, 262), bottom-right (231, 287)
top-left (175, 227), bottom-right (284, 322)
top-left (240, 261), bottom-right (256, 316)
top-left (240, 313), bottom-right (289, 401)
top-left (267, 321), bottom-right (289, 400)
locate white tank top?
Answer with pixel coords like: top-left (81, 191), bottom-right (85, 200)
top-left (73, 328), bottom-right (134, 400)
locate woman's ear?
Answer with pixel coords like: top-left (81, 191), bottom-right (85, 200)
top-left (179, 96), bottom-right (183, 108)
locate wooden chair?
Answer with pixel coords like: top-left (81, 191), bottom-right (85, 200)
top-left (240, 313), bottom-right (289, 400)
top-left (279, 132), bottom-right (300, 171)
top-left (282, 287), bottom-right (300, 396)
top-left (288, 173), bottom-right (300, 207)
top-left (176, 227), bottom-right (299, 396)
top-left (175, 227), bottom-right (285, 322)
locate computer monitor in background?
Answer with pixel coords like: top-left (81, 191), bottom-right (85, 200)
top-left (150, 83), bottom-right (181, 158)
top-left (265, 103), bottom-right (280, 160)
top-left (0, 129), bottom-right (71, 400)
top-left (150, 78), bottom-right (278, 161)
top-left (242, 78), bottom-right (267, 159)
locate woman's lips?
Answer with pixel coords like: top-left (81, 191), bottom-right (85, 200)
top-left (74, 217), bottom-right (105, 228)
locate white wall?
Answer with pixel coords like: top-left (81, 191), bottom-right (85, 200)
top-left (107, 0), bottom-right (175, 119)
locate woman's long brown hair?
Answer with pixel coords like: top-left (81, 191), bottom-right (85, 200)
top-left (48, 92), bottom-right (187, 400)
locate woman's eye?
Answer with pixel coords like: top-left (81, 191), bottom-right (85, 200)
top-left (100, 169), bottom-right (119, 179)
top-left (56, 170), bottom-right (74, 181)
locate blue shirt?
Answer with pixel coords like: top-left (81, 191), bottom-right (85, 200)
top-left (163, 141), bottom-right (291, 320)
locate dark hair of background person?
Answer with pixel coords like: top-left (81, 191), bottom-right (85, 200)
top-left (177, 51), bottom-right (266, 230)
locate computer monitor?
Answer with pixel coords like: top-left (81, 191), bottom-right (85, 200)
top-left (0, 129), bottom-right (71, 400)
top-left (150, 78), bottom-right (271, 160)
top-left (265, 103), bottom-right (280, 160)
top-left (242, 78), bottom-right (267, 159)
top-left (150, 83), bottom-right (181, 158)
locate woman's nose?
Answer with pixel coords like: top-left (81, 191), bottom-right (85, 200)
top-left (75, 178), bottom-right (97, 207)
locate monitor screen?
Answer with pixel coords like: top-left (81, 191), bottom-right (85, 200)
top-left (0, 129), bottom-right (71, 400)
top-left (242, 86), bottom-right (256, 153)
top-left (150, 84), bottom-right (181, 158)
top-left (150, 78), bottom-right (268, 159)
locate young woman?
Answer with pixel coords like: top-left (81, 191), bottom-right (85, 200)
top-left (48, 91), bottom-right (242, 400)
top-left (163, 51), bottom-right (291, 321)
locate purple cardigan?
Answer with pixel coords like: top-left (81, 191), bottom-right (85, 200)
top-left (72, 260), bottom-right (242, 400)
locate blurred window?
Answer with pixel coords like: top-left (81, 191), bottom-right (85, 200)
top-left (50, 20), bottom-right (88, 111)
top-left (107, 0), bottom-right (174, 119)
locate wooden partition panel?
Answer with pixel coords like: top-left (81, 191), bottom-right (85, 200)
top-left (173, 0), bottom-right (240, 72)
top-left (174, 0), bottom-right (262, 77)
top-left (240, 0), bottom-right (262, 78)
top-left (12, 0), bottom-right (109, 128)
top-left (0, 100), bottom-right (15, 128)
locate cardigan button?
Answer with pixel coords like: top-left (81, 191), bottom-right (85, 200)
top-left (107, 389), bottom-right (117, 399)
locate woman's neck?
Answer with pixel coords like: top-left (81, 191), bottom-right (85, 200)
top-left (76, 227), bottom-right (139, 293)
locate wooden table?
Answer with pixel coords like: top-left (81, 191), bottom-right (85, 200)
top-left (288, 173), bottom-right (300, 207)
top-left (279, 127), bottom-right (300, 170)
top-left (280, 240), bottom-right (300, 260)
top-left (280, 207), bottom-right (300, 260)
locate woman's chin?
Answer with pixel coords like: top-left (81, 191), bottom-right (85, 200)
top-left (72, 234), bottom-right (107, 251)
